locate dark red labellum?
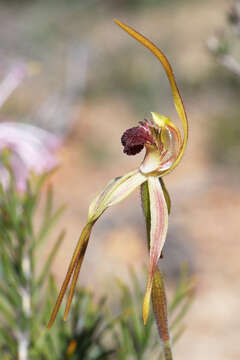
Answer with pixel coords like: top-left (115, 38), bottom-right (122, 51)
top-left (121, 126), bottom-right (152, 156)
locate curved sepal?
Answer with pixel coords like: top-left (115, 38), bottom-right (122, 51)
top-left (88, 169), bottom-right (146, 222)
top-left (114, 19), bottom-right (188, 175)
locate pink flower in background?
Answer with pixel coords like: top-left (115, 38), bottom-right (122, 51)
top-left (0, 59), bottom-right (60, 191)
top-left (0, 122), bottom-right (61, 191)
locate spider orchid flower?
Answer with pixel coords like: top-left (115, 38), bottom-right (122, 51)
top-left (48, 19), bottom-right (188, 333)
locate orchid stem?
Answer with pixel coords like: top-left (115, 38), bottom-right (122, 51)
top-left (163, 343), bottom-right (173, 360)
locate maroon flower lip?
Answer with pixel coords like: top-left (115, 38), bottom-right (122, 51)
top-left (121, 124), bottom-right (153, 156)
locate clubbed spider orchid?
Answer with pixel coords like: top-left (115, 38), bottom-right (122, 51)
top-left (48, 19), bottom-right (188, 355)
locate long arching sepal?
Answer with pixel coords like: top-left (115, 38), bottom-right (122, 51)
top-left (114, 19), bottom-right (188, 174)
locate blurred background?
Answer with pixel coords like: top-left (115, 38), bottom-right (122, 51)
top-left (0, 0), bottom-right (239, 359)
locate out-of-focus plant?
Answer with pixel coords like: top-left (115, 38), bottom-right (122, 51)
top-left (207, 0), bottom-right (240, 169)
top-left (0, 122), bottom-right (60, 192)
top-left (111, 266), bottom-right (194, 360)
top-left (106, 0), bottom-right (191, 12)
top-left (0, 155), bottom-right (63, 359)
top-left (0, 157), bottom-right (115, 360)
top-left (0, 54), bottom-right (115, 360)
top-left (48, 19), bottom-right (188, 360)
top-left (210, 111), bottom-right (240, 168)
top-left (207, 0), bottom-right (240, 78)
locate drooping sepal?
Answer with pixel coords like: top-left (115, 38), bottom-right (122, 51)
top-left (47, 222), bottom-right (94, 328)
top-left (143, 176), bottom-right (168, 324)
top-left (141, 180), bottom-right (173, 359)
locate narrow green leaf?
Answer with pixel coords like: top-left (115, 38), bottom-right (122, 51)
top-left (37, 230), bottom-right (65, 287)
top-left (36, 204), bottom-right (66, 247)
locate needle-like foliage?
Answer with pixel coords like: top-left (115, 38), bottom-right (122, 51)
top-left (111, 266), bottom-right (194, 360)
top-left (0, 158), bottom-right (114, 360)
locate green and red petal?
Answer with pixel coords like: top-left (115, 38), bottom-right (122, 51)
top-left (143, 176), bottom-right (168, 324)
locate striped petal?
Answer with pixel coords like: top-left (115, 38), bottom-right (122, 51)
top-left (88, 169), bottom-right (146, 221)
top-left (143, 176), bottom-right (168, 324)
